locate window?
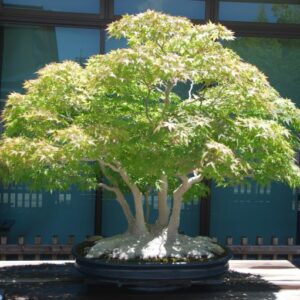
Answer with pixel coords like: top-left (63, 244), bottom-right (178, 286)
top-left (219, 1), bottom-right (300, 24)
top-left (114, 0), bottom-right (205, 20)
top-left (226, 37), bottom-right (300, 107)
top-left (0, 25), bottom-right (100, 99)
top-left (3, 0), bottom-right (100, 14)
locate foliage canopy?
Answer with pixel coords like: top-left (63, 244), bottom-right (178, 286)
top-left (0, 10), bottom-right (299, 198)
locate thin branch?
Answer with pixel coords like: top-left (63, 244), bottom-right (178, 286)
top-left (99, 182), bottom-right (117, 193)
top-left (98, 160), bottom-right (119, 172)
top-left (188, 173), bottom-right (203, 185)
top-left (98, 161), bottom-right (135, 225)
top-left (100, 160), bottom-right (146, 229)
top-left (188, 81), bottom-right (194, 101)
top-left (98, 183), bottom-right (135, 225)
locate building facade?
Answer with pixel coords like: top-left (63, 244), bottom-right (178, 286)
top-left (0, 0), bottom-right (299, 246)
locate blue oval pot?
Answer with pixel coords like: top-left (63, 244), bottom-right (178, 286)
top-left (72, 240), bottom-right (232, 289)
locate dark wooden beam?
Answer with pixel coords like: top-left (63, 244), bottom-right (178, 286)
top-left (0, 26), bottom-right (3, 94)
top-left (229, 245), bottom-right (300, 255)
top-left (206, 0), bottom-right (218, 22)
top-left (0, 8), bottom-right (114, 28)
top-left (221, 21), bottom-right (300, 38)
top-left (94, 186), bottom-right (103, 236)
top-left (200, 180), bottom-right (211, 236)
top-left (218, 0), bottom-right (300, 4)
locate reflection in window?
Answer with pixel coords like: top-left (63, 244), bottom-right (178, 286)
top-left (0, 25), bottom-right (100, 99)
top-left (226, 38), bottom-right (300, 108)
top-left (219, 2), bottom-right (300, 24)
top-left (3, 0), bottom-right (100, 14)
top-left (105, 37), bottom-right (128, 53)
top-left (114, 0), bottom-right (205, 19)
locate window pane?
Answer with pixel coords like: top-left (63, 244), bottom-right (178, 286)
top-left (114, 0), bottom-right (205, 20)
top-left (3, 0), bottom-right (100, 14)
top-left (0, 25), bottom-right (100, 98)
top-left (226, 38), bottom-right (300, 108)
top-left (105, 37), bottom-right (128, 53)
top-left (219, 2), bottom-right (300, 24)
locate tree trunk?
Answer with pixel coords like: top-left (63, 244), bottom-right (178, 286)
top-left (157, 174), bottom-right (170, 228)
top-left (132, 190), bottom-right (148, 235)
top-left (167, 174), bottom-right (203, 237)
top-left (115, 190), bottom-right (136, 231)
top-left (167, 192), bottom-right (183, 236)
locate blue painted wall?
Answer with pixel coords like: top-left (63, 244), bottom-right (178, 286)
top-left (210, 181), bottom-right (297, 245)
top-left (0, 185), bottom-right (95, 244)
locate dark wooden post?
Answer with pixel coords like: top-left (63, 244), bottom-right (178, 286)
top-left (200, 180), bottom-right (211, 236)
top-left (256, 236), bottom-right (263, 260)
top-left (272, 236), bottom-right (279, 260)
top-left (52, 235), bottom-right (59, 260)
top-left (95, 186), bottom-right (103, 236)
top-left (18, 235), bottom-right (25, 260)
top-left (0, 236), bottom-right (7, 260)
top-left (68, 235), bottom-right (75, 259)
top-left (34, 235), bottom-right (42, 260)
top-left (241, 236), bottom-right (248, 260)
top-left (287, 237), bottom-right (294, 261)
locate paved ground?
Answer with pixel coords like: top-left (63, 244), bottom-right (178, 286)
top-left (0, 260), bottom-right (300, 299)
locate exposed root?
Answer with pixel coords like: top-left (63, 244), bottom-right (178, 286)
top-left (85, 229), bottom-right (226, 261)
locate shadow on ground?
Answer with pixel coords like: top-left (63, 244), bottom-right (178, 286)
top-left (0, 264), bottom-right (280, 300)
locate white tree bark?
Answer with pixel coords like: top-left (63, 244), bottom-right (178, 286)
top-left (99, 183), bottom-right (136, 232)
top-left (99, 160), bottom-right (147, 235)
top-left (157, 174), bottom-right (170, 228)
top-left (167, 173), bottom-right (203, 236)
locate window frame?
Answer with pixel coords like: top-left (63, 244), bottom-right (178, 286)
top-left (215, 0), bottom-right (300, 37)
top-left (0, 0), bottom-right (299, 37)
top-left (112, 0), bottom-right (207, 22)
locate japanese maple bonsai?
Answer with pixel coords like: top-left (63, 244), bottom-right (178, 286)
top-left (0, 11), bottom-right (299, 265)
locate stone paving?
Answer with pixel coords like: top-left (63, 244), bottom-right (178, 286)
top-left (0, 260), bottom-right (300, 299)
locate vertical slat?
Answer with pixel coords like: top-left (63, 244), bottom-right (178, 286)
top-left (226, 236), bottom-right (233, 246)
top-left (68, 235), bottom-right (75, 245)
top-left (200, 180), bottom-right (211, 236)
top-left (0, 236), bottom-right (7, 260)
top-left (287, 237), bottom-right (294, 261)
top-left (18, 235), bottom-right (25, 260)
top-left (256, 236), bottom-right (263, 260)
top-left (241, 236), bottom-right (248, 260)
top-left (68, 235), bottom-right (75, 259)
top-left (95, 185), bottom-right (103, 235)
top-left (34, 235), bottom-right (42, 260)
top-left (52, 235), bottom-right (59, 260)
top-left (272, 236), bottom-right (279, 260)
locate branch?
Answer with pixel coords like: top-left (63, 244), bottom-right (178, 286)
top-left (98, 182), bottom-right (135, 225)
top-left (99, 182), bottom-right (118, 193)
top-left (99, 160), bottom-right (145, 228)
top-left (188, 174), bottom-right (203, 186)
top-left (99, 160), bottom-right (119, 173)
top-left (174, 172), bottom-right (203, 196)
top-left (188, 81), bottom-right (194, 101)
top-left (98, 161), bottom-right (135, 225)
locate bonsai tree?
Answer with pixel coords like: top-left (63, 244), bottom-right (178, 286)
top-left (0, 10), bottom-right (299, 261)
